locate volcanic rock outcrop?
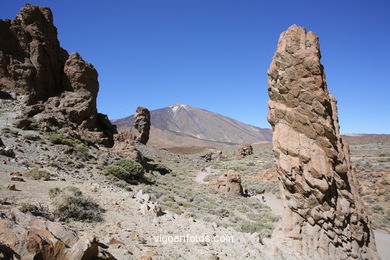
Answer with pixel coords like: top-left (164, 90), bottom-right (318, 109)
top-left (267, 25), bottom-right (378, 259)
top-left (237, 144), bottom-right (253, 157)
top-left (208, 171), bottom-right (244, 196)
top-left (0, 207), bottom-right (115, 260)
top-left (0, 4), bottom-right (116, 146)
top-left (132, 106), bottom-right (150, 145)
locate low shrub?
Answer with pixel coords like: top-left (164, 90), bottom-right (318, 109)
top-left (23, 134), bottom-right (40, 141)
top-left (19, 202), bottom-right (52, 219)
top-left (239, 220), bottom-right (273, 236)
top-left (49, 134), bottom-right (76, 147)
top-left (105, 159), bottom-right (144, 182)
top-left (24, 168), bottom-right (50, 180)
top-left (48, 186), bottom-right (103, 222)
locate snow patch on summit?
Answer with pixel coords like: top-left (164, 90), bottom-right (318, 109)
top-left (170, 104), bottom-right (189, 113)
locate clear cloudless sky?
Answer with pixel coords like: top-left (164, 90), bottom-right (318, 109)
top-left (1, 0), bottom-right (389, 133)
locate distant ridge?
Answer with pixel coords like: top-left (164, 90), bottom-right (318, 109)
top-left (112, 104), bottom-right (272, 148)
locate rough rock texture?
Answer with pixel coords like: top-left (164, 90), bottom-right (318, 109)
top-left (0, 207), bottom-right (115, 260)
top-left (200, 149), bottom-right (223, 162)
top-left (0, 4), bottom-right (116, 147)
top-left (0, 137), bottom-right (15, 158)
top-left (208, 170), bottom-right (243, 196)
top-left (267, 25), bottom-right (378, 259)
top-left (113, 131), bottom-right (144, 162)
top-left (237, 144), bottom-right (253, 157)
top-left (132, 106), bottom-right (150, 145)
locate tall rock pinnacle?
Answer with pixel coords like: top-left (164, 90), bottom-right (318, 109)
top-left (267, 25), bottom-right (378, 259)
top-left (0, 4), bottom-right (116, 146)
top-left (133, 106), bottom-right (151, 145)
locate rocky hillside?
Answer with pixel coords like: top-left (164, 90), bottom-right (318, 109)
top-left (112, 104), bottom-right (272, 148)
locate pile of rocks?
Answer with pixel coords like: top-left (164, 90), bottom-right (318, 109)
top-left (133, 190), bottom-right (162, 217)
top-left (0, 207), bottom-right (115, 259)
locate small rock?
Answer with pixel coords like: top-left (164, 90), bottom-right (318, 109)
top-left (10, 176), bottom-right (25, 182)
top-left (7, 184), bottom-right (17, 191)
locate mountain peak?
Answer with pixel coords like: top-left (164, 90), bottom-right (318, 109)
top-left (112, 105), bottom-right (272, 147)
top-left (170, 104), bottom-right (190, 112)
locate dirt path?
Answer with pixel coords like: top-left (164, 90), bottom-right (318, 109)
top-left (194, 166), bottom-right (220, 184)
top-left (374, 230), bottom-right (390, 260)
top-left (255, 193), bottom-right (284, 216)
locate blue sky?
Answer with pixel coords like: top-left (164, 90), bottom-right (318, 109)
top-left (1, 1), bottom-right (389, 133)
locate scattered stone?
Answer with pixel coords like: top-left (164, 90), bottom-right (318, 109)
top-left (134, 190), bottom-right (162, 216)
top-left (267, 25), bottom-right (378, 259)
top-left (200, 149), bottom-right (223, 161)
top-left (139, 256), bottom-right (152, 260)
top-left (7, 184), bottom-right (17, 191)
top-left (109, 237), bottom-right (123, 245)
top-left (208, 170), bottom-right (244, 196)
top-left (237, 144), bottom-right (253, 157)
top-left (0, 207), bottom-right (115, 259)
top-left (10, 176), bottom-right (25, 182)
top-left (10, 171), bottom-right (22, 176)
top-left (0, 138), bottom-right (15, 158)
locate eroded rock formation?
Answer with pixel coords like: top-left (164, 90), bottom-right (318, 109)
top-left (0, 207), bottom-right (115, 260)
top-left (237, 144), bottom-right (253, 157)
top-left (132, 106), bottom-right (150, 145)
top-left (267, 25), bottom-right (378, 259)
top-left (209, 170), bottom-right (244, 196)
top-left (0, 4), bottom-right (116, 146)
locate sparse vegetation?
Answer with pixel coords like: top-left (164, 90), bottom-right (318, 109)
top-left (239, 220), bottom-right (273, 237)
top-left (23, 134), bottom-right (40, 141)
top-left (105, 159), bottom-right (144, 182)
top-left (49, 134), bottom-right (76, 147)
top-left (24, 168), bottom-right (51, 180)
top-left (19, 202), bottom-right (52, 219)
top-left (48, 186), bottom-right (103, 222)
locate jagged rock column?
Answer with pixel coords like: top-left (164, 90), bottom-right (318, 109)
top-left (267, 25), bottom-right (378, 260)
top-left (133, 106), bottom-right (150, 145)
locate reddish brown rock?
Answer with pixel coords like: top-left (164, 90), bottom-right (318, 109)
top-left (132, 106), bottom-right (151, 145)
top-left (209, 170), bottom-right (244, 196)
top-left (113, 131), bottom-right (144, 162)
top-left (0, 4), bottom-right (116, 147)
top-left (267, 25), bottom-right (378, 259)
top-left (237, 144), bottom-right (253, 157)
top-left (0, 207), bottom-right (115, 260)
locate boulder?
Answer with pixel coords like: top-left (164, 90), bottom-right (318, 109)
top-left (113, 131), bottom-right (144, 162)
top-left (209, 171), bottom-right (244, 196)
top-left (267, 25), bottom-right (378, 259)
top-left (0, 207), bottom-right (115, 260)
top-left (0, 138), bottom-right (15, 158)
top-left (237, 144), bottom-right (253, 157)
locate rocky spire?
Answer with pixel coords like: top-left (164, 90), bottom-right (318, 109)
top-left (0, 4), bottom-right (116, 147)
top-left (133, 106), bottom-right (151, 145)
top-left (267, 25), bottom-right (378, 259)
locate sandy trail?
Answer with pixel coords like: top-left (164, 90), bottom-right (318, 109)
top-left (255, 193), bottom-right (284, 216)
top-left (374, 230), bottom-right (390, 260)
